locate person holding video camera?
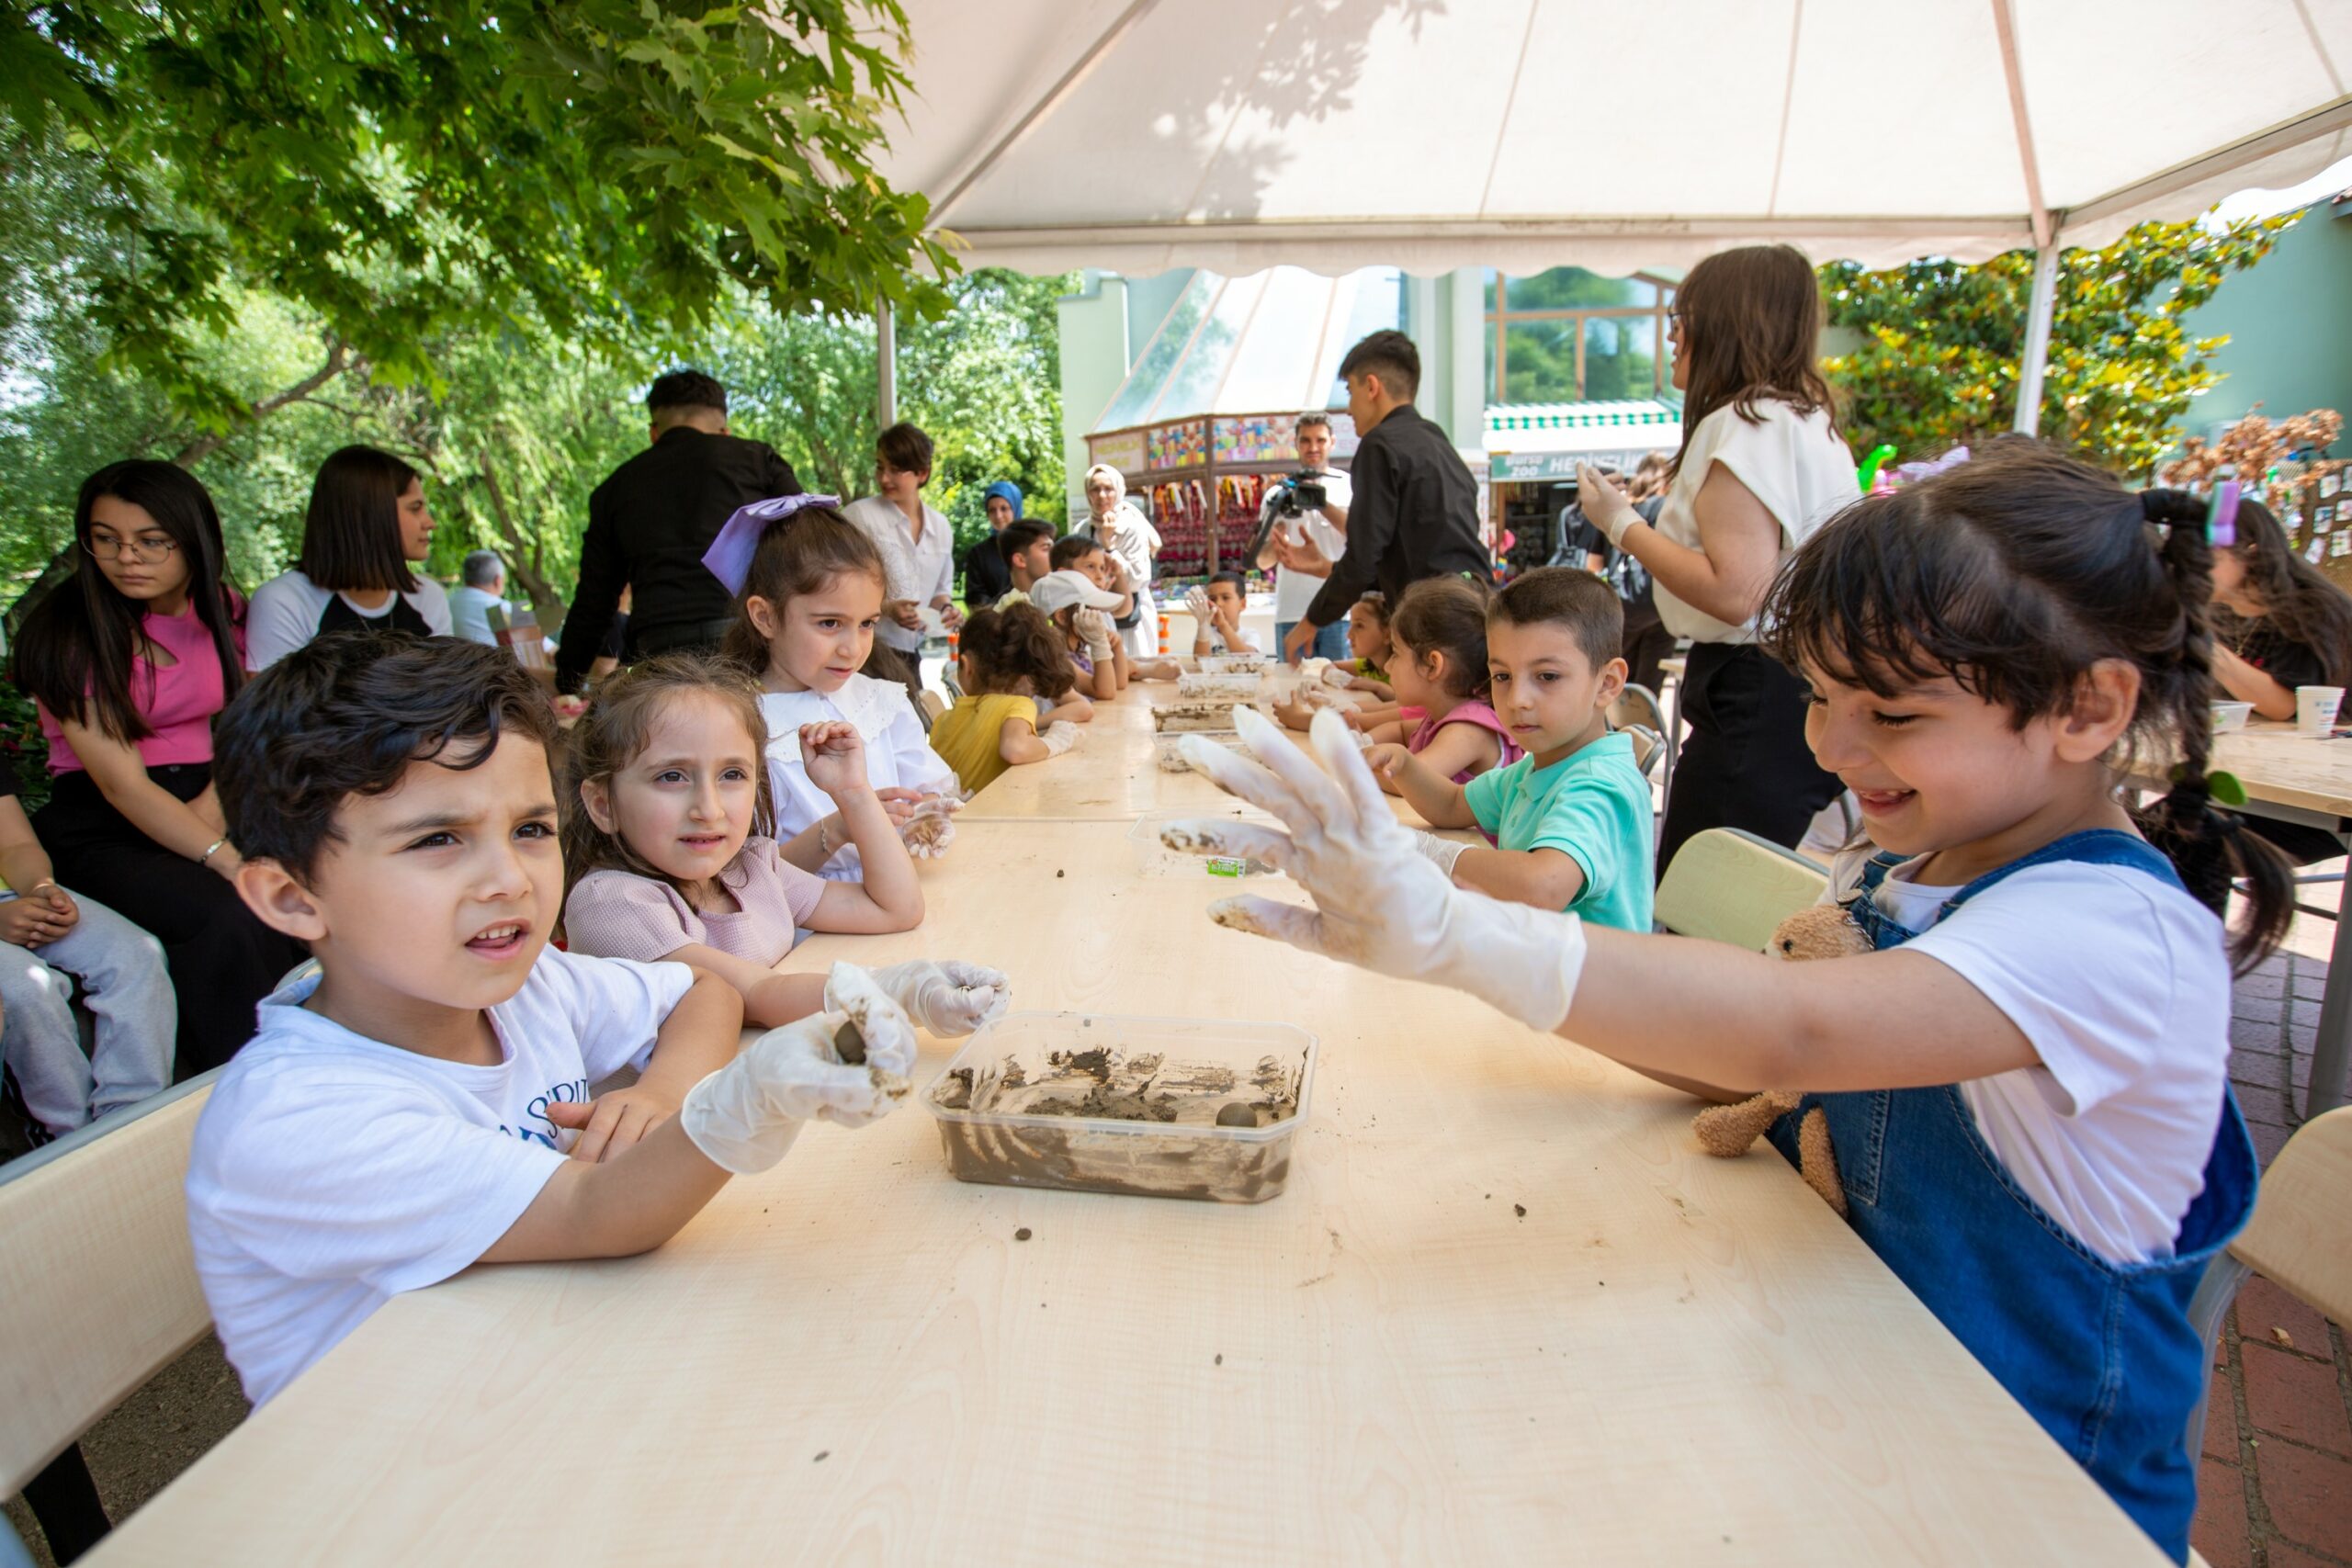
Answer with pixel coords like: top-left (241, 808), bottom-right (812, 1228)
top-left (1283, 331), bottom-right (1487, 665)
top-left (1255, 411), bottom-right (1353, 663)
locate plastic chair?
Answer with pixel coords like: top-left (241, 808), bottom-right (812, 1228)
top-left (0, 1070), bottom-right (222, 1562)
top-left (2186, 1105), bottom-right (2352, 1464)
top-left (919, 690), bottom-right (947, 723)
top-left (1620, 725), bottom-right (1666, 780)
top-left (1654, 828), bottom-right (1828, 949)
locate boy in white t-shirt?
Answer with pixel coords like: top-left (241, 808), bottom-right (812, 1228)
top-left (196, 635), bottom-right (925, 1405)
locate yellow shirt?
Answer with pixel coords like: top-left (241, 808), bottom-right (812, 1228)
top-left (929, 693), bottom-right (1040, 795)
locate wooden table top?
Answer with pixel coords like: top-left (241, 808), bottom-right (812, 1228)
top-left (88, 699), bottom-right (2164, 1564)
top-left (2209, 720), bottom-right (2352, 822)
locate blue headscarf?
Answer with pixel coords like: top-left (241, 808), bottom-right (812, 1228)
top-left (982, 479), bottom-right (1023, 518)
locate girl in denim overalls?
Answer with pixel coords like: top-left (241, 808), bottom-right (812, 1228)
top-left (1175, 444), bottom-right (2295, 1563)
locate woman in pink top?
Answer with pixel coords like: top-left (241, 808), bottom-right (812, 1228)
top-left (15, 462), bottom-right (308, 1072)
top-left (1362, 577), bottom-right (1522, 788)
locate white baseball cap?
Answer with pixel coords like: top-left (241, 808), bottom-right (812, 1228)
top-left (1028, 569), bottom-right (1125, 618)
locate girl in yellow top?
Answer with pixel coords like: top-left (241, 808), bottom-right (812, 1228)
top-left (930, 604), bottom-right (1093, 794)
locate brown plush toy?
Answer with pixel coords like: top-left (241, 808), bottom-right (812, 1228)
top-left (1690, 903), bottom-right (1871, 1215)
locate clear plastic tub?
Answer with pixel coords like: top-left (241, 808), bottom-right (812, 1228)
top-left (1152, 699), bottom-right (1247, 733)
top-left (1126, 807), bottom-right (1279, 877)
top-left (923, 1010), bottom-right (1317, 1203)
top-left (1153, 733), bottom-right (1250, 774)
top-left (2211, 700), bottom-right (2254, 733)
top-left (1197, 653), bottom-right (1270, 675)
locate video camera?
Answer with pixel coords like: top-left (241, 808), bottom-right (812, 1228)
top-left (1267, 468), bottom-right (1329, 520)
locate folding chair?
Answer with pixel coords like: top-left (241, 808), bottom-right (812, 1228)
top-left (0, 1072), bottom-right (222, 1563)
top-left (2186, 1106), bottom-right (2352, 1473)
top-left (1610, 683), bottom-right (1674, 801)
top-left (1653, 828), bottom-right (1828, 949)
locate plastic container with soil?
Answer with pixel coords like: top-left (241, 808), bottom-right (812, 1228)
top-left (923, 1010), bottom-right (1318, 1203)
top-left (1126, 807), bottom-right (1280, 877)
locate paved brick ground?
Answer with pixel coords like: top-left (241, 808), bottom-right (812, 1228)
top-left (2193, 886), bottom-right (2352, 1568)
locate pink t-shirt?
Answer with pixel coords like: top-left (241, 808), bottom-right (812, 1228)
top-left (562, 837), bottom-right (826, 967)
top-left (1408, 699), bottom-right (1522, 785)
top-left (40, 603), bottom-right (240, 774)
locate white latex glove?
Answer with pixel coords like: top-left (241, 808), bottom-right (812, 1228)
top-left (1184, 585), bottom-right (1213, 622)
top-left (679, 964), bottom-right (918, 1173)
top-left (1074, 607), bottom-right (1116, 662)
top-left (1165, 707), bottom-right (1588, 1032)
top-left (1040, 719), bottom-right (1082, 757)
top-left (868, 959), bottom-right (1012, 1035)
top-left (1319, 661), bottom-right (1358, 688)
top-left (1576, 462), bottom-right (1641, 548)
top-left (1299, 657), bottom-right (1332, 682)
top-left (1407, 827), bottom-right (1471, 881)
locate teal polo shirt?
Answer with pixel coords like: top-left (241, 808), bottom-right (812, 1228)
top-left (1462, 731), bottom-right (1655, 931)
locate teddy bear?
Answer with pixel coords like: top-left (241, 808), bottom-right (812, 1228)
top-left (1690, 902), bottom-right (1871, 1215)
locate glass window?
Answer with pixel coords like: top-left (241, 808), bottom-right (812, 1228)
top-left (1486, 268), bottom-right (1673, 402)
top-left (1502, 321), bottom-right (1580, 403)
top-left (1582, 316), bottom-right (1659, 402)
top-left (1100, 271), bottom-right (1215, 431)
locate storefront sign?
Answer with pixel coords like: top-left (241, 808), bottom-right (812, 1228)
top-left (1090, 428), bottom-right (1147, 474)
top-left (1488, 448), bottom-right (1650, 483)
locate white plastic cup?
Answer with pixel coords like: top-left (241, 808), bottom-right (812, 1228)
top-left (2295, 685), bottom-right (2344, 735)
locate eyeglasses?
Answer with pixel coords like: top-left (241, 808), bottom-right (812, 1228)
top-left (85, 535), bottom-right (179, 564)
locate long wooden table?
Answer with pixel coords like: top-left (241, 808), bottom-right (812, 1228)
top-left (87, 683), bottom-right (2165, 1563)
top-left (2205, 721), bottom-right (2352, 1115)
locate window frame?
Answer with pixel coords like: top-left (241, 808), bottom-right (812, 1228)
top-left (1487, 270), bottom-right (1678, 402)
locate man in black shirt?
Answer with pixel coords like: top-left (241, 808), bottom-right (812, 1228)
top-left (554, 369), bottom-right (800, 693)
top-left (1286, 331), bottom-right (1489, 662)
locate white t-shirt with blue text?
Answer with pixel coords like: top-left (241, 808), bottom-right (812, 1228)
top-left (185, 948), bottom-right (694, 1405)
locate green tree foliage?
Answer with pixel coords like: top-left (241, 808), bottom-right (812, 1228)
top-left (718, 268), bottom-right (1075, 549)
top-left (1820, 216), bottom-right (2295, 477)
top-left (2, 0), bottom-right (953, 432)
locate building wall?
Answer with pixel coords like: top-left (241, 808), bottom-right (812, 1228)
top-left (2179, 200), bottom-right (2352, 439)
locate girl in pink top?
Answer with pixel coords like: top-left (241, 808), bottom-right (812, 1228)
top-left (14, 460), bottom-right (307, 1072)
top-left (1363, 578), bottom-right (1522, 788)
top-left (560, 655), bottom-right (1007, 1036)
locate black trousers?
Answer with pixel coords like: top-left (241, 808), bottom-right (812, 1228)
top-left (1657, 641), bottom-right (1844, 877)
top-left (34, 765), bottom-right (310, 1076)
top-left (1620, 606), bottom-right (1675, 698)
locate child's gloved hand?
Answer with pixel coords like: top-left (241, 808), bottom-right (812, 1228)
top-left (1576, 462), bottom-right (1641, 547)
top-left (1040, 720), bottom-right (1083, 757)
top-left (868, 959), bottom-right (1011, 1035)
top-left (1319, 661), bottom-right (1357, 689)
top-left (1074, 607), bottom-right (1116, 662)
top-left (1184, 585), bottom-right (1212, 622)
top-left (1406, 827), bottom-right (1471, 881)
top-left (1163, 707), bottom-right (1588, 1032)
top-left (678, 964), bottom-right (917, 1174)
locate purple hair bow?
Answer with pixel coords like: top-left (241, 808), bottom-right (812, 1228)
top-left (701, 492), bottom-right (842, 595)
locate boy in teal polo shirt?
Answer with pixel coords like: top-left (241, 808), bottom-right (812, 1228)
top-left (1366, 568), bottom-right (1654, 931)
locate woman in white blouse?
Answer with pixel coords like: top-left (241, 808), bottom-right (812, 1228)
top-left (1577, 244), bottom-right (1860, 874)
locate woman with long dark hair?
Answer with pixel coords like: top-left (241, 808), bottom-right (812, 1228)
top-left (2210, 498), bottom-right (2352, 716)
top-left (245, 445), bottom-right (450, 669)
top-left (14, 461), bottom-right (308, 1072)
top-left (1576, 244), bottom-right (1860, 871)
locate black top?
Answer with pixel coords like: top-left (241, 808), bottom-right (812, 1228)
top-left (2228, 620), bottom-right (2329, 694)
top-left (1302, 405), bottom-right (1488, 626)
top-left (555, 427), bottom-right (800, 692)
top-left (1564, 497), bottom-right (1661, 614)
top-left (960, 532), bottom-right (1013, 607)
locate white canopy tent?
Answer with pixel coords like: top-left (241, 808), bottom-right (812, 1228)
top-left (875, 0), bottom-right (2352, 428)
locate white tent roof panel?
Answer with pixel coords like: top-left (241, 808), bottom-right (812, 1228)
top-left (881, 0), bottom-right (2352, 276)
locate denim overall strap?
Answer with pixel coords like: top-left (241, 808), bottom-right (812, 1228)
top-left (1772, 828), bottom-right (2257, 1561)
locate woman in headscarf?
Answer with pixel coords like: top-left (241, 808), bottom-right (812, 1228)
top-left (1079, 463), bottom-right (1162, 659)
top-left (959, 479), bottom-right (1023, 607)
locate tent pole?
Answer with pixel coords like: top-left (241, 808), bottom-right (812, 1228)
top-left (2013, 245), bottom-right (2058, 436)
top-left (877, 300), bottom-right (898, 430)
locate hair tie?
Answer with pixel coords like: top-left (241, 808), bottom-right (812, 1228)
top-left (2140, 479), bottom-right (2238, 547)
top-left (701, 493), bottom-right (842, 595)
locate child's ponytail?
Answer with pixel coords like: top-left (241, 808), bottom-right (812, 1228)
top-left (2138, 489), bottom-right (2295, 971)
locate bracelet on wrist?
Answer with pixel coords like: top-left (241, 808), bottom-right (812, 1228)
top-left (198, 836), bottom-right (229, 866)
